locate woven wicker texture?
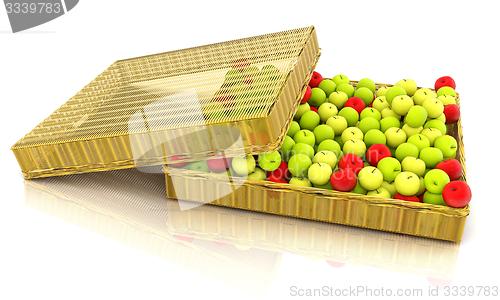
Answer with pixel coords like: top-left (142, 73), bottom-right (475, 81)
top-left (12, 26), bottom-right (320, 179)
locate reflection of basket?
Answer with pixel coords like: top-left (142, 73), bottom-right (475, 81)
top-left (12, 26), bottom-right (320, 179)
top-left (166, 82), bottom-right (469, 242)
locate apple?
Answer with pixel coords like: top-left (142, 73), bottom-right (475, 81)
top-left (357, 78), bottom-right (376, 93)
top-left (424, 119), bottom-right (447, 135)
top-left (318, 79), bottom-right (337, 97)
top-left (308, 162), bottom-right (333, 185)
top-left (413, 88), bottom-right (437, 105)
top-left (351, 180), bottom-right (368, 195)
top-left (279, 135), bottom-right (296, 161)
top-left (168, 155), bottom-right (188, 168)
top-left (301, 85), bottom-right (312, 104)
top-left (422, 191), bottom-right (447, 206)
top-left (186, 161), bottom-right (210, 173)
top-left (376, 86), bottom-right (389, 97)
top-left (395, 142), bottom-right (419, 162)
top-left (443, 104), bottom-right (460, 124)
top-left (207, 156), bottom-right (231, 173)
top-left (442, 181), bottom-right (472, 208)
top-left (258, 151), bottom-right (282, 171)
top-left (339, 107), bottom-right (360, 127)
top-left (343, 139), bottom-right (366, 157)
top-left (435, 76), bottom-right (456, 91)
top-left (416, 176), bottom-right (426, 196)
top-left (437, 94), bottom-right (456, 106)
top-left (381, 181), bottom-right (397, 197)
top-left (288, 153), bottom-right (312, 178)
top-left (338, 153), bottom-right (364, 175)
top-left (318, 102), bottom-right (339, 123)
top-left (330, 168), bottom-right (357, 192)
top-left (424, 169), bottom-right (450, 194)
top-left (341, 127), bottom-right (364, 144)
top-left (394, 193), bottom-right (419, 202)
top-left (402, 124), bottom-right (423, 138)
top-left (294, 103), bottom-right (311, 120)
top-left (419, 147), bottom-right (443, 168)
top-left (434, 135), bottom-right (458, 158)
top-left (377, 157), bottom-right (402, 181)
top-left (326, 115), bottom-right (348, 136)
top-left (364, 129), bottom-right (386, 148)
top-left (381, 107), bottom-right (401, 119)
top-left (385, 85), bottom-right (407, 105)
top-left (310, 106), bottom-right (318, 113)
top-left (358, 166), bottom-right (384, 190)
top-left (380, 116), bottom-right (401, 133)
top-left (394, 172), bottom-right (420, 196)
top-left (366, 143), bottom-right (391, 166)
top-left (395, 79), bottom-right (417, 96)
top-left (224, 69), bottom-right (243, 85)
top-left (299, 110), bottom-right (321, 131)
top-left (422, 98), bottom-right (444, 119)
top-left (401, 157), bottom-right (426, 177)
top-left (407, 134), bottom-right (431, 152)
top-left (405, 105), bottom-right (428, 127)
top-left (345, 97), bottom-right (366, 114)
top-left (329, 91), bottom-right (349, 109)
top-left (420, 128), bottom-right (442, 146)
top-left (231, 156), bottom-right (256, 176)
top-left (293, 129), bottom-right (315, 146)
top-left (248, 167), bottom-right (267, 180)
top-left (354, 87), bottom-right (374, 106)
top-left (366, 187), bottom-right (391, 198)
top-left (358, 117), bottom-right (380, 134)
top-left (332, 74), bottom-right (349, 86)
top-left (308, 88), bottom-right (327, 108)
top-left (291, 143), bottom-right (315, 160)
top-left (313, 150), bottom-right (338, 169)
top-left (289, 177), bottom-right (312, 187)
top-left (391, 95), bottom-right (414, 116)
top-left (372, 96), bottom-right (390, 112)
top-left (385, 127), bottom-right (407, 148)
top-left (334, 135), bottom-right (344, 148)
top-left (309, 71), bottom-right (323, 88)
top-left (267, 176), bottom-right (287, 183)
top-left (313, 182), bottom-right (334, 190)
top-left (313, 124), bottom-right (335, 144)
top-left (360, 107), bottom-right (382, 121)
top-left (317, 139), bottom-right (342, 155)
top-left (436, 159), bottom-right (463, 181)
top-left (336, 83), bottom-right (355, 98)
top-left (287, 121), bottom-right (301, 138)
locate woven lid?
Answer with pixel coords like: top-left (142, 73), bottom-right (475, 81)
top-left (12, 26), bottom-right (320, 179)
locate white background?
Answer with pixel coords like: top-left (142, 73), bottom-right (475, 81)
top-left (1, 1), bottom-right (499, 299)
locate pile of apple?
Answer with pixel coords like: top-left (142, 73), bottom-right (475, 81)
top-left (169, 72), bottom-right (472, 209)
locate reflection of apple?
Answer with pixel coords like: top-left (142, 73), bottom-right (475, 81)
top-left (207, 156), bottom-right (232, 173)
top-left (169, 155), bottom-right (188, 168)
top-left (326, 261), bottom-right (346, 268)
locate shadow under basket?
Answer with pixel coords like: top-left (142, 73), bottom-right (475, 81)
top-left (165, 83), bottom-right (469, 243)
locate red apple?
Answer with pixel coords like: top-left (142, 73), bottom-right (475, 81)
top-left (213, 94), bottom-right (236, 110)
top-left (435, 159), bottom-right (463, 181)
top-left (326, 261), bottom-right (346, 268)
top-left (330, 168), bottom-right (357, 192)
top-left (309, 71), bottom-right (323, 88)
top-left (173, 235), bottom-right (194, 243)
top-left (366, 144), bottom-right (391, 167)
top-left (232, 58), bottom-right (250, 72)
top-left (344, 97), bottom-right (366, 114)
top-left (310, 106), bottom-right (318, 113)
top-left (207, 156), bottom-right (232, 173)
top-left (435, 76), bottom-right (456, 91)
top-left (394, 193), bottom-right (419, 202)
top-left (267, 176), bottom-right (287, 184)
top-left (338, 153), bottom-right (364, 175)
top-left (418, 189), bottom-right (426, 203)
top-left (249, 131), bottom-right (270, 145)
top-left (169, 155), bottom-right (188, 168)
top-left (243, 75), bottom-right (253, 85)
top-left (443, 104), bottom-right (460, 124)
top-left (213, 241), bottom-right (227, 246)
top-left (442, 181), bottom-right (472, 208)
top-left (301, 85), bottom-right (312, 104)
top-left (267, 161), bottom-right (291, 180)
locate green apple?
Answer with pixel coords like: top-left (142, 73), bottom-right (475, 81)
top-left (358, 117), bottom-right (380, 134)
top-left (395, 143), bottom-right (419, 162)
top-left (424, 169), bottom-right (450, 194)
top-left (248, 167), bottom-right (266, 180)
top-left (381, 107), bottom-right (401, 119)
top-left (364, 129), bottom-right (386, 147)
top-left (354, 87), bottom-right (374, 106)
top-left (380, 116), bottom-right (401, 133)
top-left (351, 180), bottom-right (368, 195)
top-left (308, 162), bottom-right (333, 185)
top-left (394, 171), bottom-right (420, 196)
top-left (402, 124), bottom-right (423, 137)
top-left (318, 102), bottom-right (338, 123)
top-left (358, 166), bottom-right (383, 190)
top-left (341, 127), bottom-right (364, 144)
top-left (326, 116), bottom-right (348, 136)
top-left (339, 107), bottom-right (359, 127)
top-left (318, 79), bottom-right (337, 97)
top-left (413, 88), bottom-right (437, 105)
top-left (381, 180), bottom-right (397, 197)
top-left (437, 86), bottom-right (457, 98)
top-left (294, 103), bottom-right (310, 121)
top-left (288, 153), bottom-right (312, 178)
top-left (372, 96), bottom-right (390, 112)
top-left (224, 69), bottom-right (243, 85)
top-left (308, 88), bottom-right (327, 108)
top-left (401, 157), bottom-right (426, 177)
top-left (377, 157), bottom-right (401, 181)
top-left (279, 135), bottom-right (295, 161)
top-left (317, 139), bottom-right (341, 156)
top-left (422, 98), bottom-right (444, 119)
top-left (416, 176), bottom-right (426, 196)
top-left (313, 182), bottom-right (334, 190)
top-left (438, 94), bottom-right (456, 106)
top-left (328, 91), bottom-right (349, 109)
top-left (405, 105), bottom-right (428, 127)
top-left (357, 78), bottom-right (376, 93)
top-left (435, 113), bottom-right (446, 124)
top-left (376, 86), bottom-right (389, 97)
top-left (420, 128), bottom-right (442, 146)
top-left (313, 150), bottom-right (338, 170)
top-left (434, 135), bottom-right (458, 158)
top-left (343, 139), bottom-right (366, 157)
top-left (385, 127), bottom-right (407, 148)
top-left (300, 110), bottom-right (321, 131)
top-left (292, 143), bottom-right (315, 160)
top-left (407, 134), bottom-right (431, 152)
top-left (423, 192), bottom-right (448, 206)
top-left (336, 83), bottom-right (355, 98)
top-left (313, 124), bottom-right (335, 144)
top-left (391, 95), bottom-right (414, 116)
top-left (385, 85), bottom-right (407, 105)
top-left (258, 151), bottom-right (281, 171)
top-left (289, 177), bottom-right (312, 187)
top-left (334, 135), bottom-right (344, 148)
top-left (360, 107), bottom-right (382, 121)
top-left (424, 119), bottom-right (447, 135)
top-left (187, 161), bottom-right (210, 172)
top-left (332, 74), bottom-right (349, 86)
top-left (367, 187), bottom-right (391, 198)
top-left (231, 156), bottom-right (256, 176)
top-left (395, 79), bottom-right (417, 96)
top-left (293, 129), bottom-right (315, 146)
top-left (419, 147), bottom-right (444, 168)
top-left (287, 120), bottom-right (301, 138)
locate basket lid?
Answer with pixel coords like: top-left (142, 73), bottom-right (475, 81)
top-left (12, 26), bottom-right (320, 179)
